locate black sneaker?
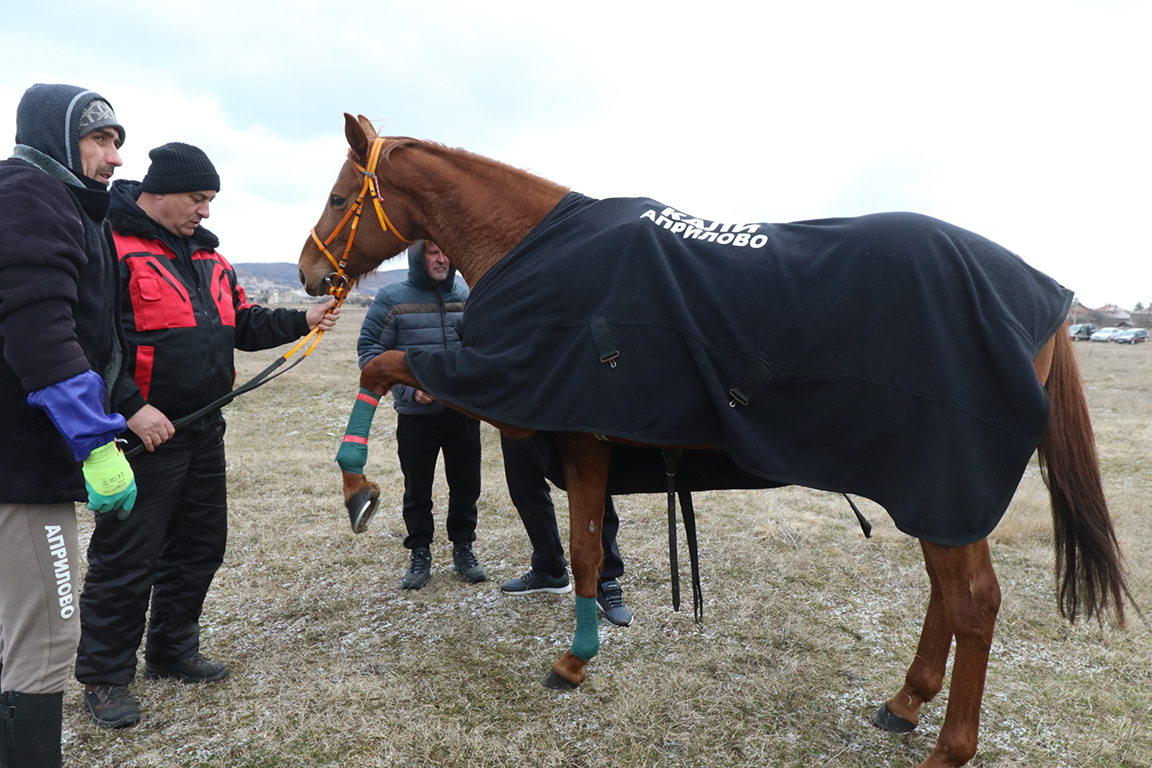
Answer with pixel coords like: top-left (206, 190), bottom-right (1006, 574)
top-left (401, 546), bottom-right (432, 590)
top-left (452, 542), bottom-right (487, 583)
top-left (83, 683), bottom-right (141, 728)
top-left (143, 652), bottom-right (230, 683)
top-left (596, 580), bottom-right (634, 627)
top-left (501, 568), bottom-right (572, 594)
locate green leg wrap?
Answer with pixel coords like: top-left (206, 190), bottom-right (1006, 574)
top-left (571, 595), bottom-right (600, 661)
top-left (335, 388), bottom-right (379, 474)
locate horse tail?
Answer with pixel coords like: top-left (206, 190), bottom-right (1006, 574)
top-left (1036, 330), bottom-right (1133, 626)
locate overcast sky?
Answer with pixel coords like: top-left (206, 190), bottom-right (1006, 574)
top-left (3, 0), bottom-right (1149, 308)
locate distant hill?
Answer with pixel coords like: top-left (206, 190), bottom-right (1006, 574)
top-left (232, 263), bottom-right (408, 303)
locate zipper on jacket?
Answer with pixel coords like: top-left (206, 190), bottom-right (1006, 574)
top-left (437, 288), bottom-right (449, 348)
top-left (145, 260), bottom-right (189, 303)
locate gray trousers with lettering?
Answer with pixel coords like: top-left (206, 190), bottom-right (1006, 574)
top-left (0, 502), bottom-right (80, 694)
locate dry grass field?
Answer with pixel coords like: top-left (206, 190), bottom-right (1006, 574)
top-left (65, 308), bottom-right (1152, 767)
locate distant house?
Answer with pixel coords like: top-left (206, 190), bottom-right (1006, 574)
top-left (1131, 308), bottom-right (1152, 329)
top-left (1095, 304), bottom-right (1132, 327)
top-left (1067, 299), bottom-right (1093, 322)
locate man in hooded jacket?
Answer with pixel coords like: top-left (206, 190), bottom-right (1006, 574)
top-left (0, 83), bottom-right (134, 768)
top-left (347, 240), bottom-right (485, 590)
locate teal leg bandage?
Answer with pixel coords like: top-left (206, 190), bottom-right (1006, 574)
top-left (335, 389), bottom-right (379, 474)
top-left (571, 595), bottom-right (600, 661)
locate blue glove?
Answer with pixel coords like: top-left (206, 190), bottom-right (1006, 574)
top-left (82, 441), bottom-right (137, 519)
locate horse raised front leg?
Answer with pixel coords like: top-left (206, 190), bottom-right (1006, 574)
top-left (542, 434), bottom-right (611, 690)
top-left (880, 539), bottom-right (1001, 768)
top-left (331, 353), bottom-right (410, 535)
top-left (335, 386), bottom-right (383, 533)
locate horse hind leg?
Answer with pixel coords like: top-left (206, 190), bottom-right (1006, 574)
top-left (873, 542), bottom-right (953, 733)
top-left (880, 539), bottom-right (1000, 768)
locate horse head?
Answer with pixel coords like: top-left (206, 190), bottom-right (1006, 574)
top-left (298, 113), bottom-right (417, 297)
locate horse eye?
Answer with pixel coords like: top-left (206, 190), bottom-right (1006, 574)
top-left (330, 195), bottom-right (347, 208)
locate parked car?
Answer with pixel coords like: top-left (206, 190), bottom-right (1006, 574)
top-left (1068, 322), bottom-right (1096, 340)
top-left (1113, 328), bottom-right (1148, 344)
top-left (1090, 327), bottom-right (1124, 342)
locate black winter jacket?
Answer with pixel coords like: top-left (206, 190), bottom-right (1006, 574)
top-left (108, 181), bottom-right (309, 428)
top-left (0, 158), bottom-right (127, 503)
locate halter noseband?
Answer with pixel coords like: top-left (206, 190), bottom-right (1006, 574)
top-left (309, 137), bottom-right (413, 298)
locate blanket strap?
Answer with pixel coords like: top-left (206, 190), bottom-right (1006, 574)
top-left (662, 449), bottom-right (704, 623)
top-left (728, 357), bottom-right (775, 407)
top-left (843, 494), bottom-right (873, 538)
top-left (679, 487), bottom-right (704, 622)
top-left (664, 449), bottom-right (680, 612)
top-left (590, 315), bottom-right (620, 367)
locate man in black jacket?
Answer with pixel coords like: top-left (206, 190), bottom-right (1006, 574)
top-left (0, 83), bottom-right (134, 768)
top-left (74, 143), bottom-right (339, 729)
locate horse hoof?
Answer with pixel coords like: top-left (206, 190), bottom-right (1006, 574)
top-left (541, 670), bottom-right (579, 690)
top-left (871, 704), bottom-right (917, 733)
top-left (347, 489), bottom-right (380, 534)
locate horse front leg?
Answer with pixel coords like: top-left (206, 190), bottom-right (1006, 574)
top-left (907, 539), bottom-right (1001, 768)
top-left (542, 433), bottom-right (611, 690)
top-left (874, 541), bottom-right (953, 732)
top-left (334, 351), bottom-right (417, 532)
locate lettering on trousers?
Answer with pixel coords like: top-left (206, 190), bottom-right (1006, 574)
top-left (640, 207), bottom-right (770, 249)
top-left (44, 524), bottom-right (75, 619)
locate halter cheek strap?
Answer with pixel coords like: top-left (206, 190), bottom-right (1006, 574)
top-left (309, 137), bottom-right (413, 298)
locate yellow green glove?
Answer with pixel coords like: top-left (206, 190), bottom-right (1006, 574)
top-left (82, 441), bottom-right (137, 519)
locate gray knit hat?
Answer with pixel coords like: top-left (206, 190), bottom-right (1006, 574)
top-left (15, 84), bottom-right (125, 177)
top-left (141, 142), bottom-right (220, 194)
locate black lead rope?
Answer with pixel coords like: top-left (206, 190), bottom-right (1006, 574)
top-left (124, 353), bottom-right (306, 459)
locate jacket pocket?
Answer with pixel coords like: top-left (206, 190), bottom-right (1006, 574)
top-left (129, 260), bottom-right (196, 331)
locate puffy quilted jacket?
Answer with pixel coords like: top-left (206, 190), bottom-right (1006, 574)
top-left (357, 241), bottom-right (468, 415)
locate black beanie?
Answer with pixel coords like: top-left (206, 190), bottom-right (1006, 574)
top-left (141, 142), bottom-right (220, 194)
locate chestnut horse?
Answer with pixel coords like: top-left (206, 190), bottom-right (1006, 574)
top-left (298, 113), bottom-right (1131, 768)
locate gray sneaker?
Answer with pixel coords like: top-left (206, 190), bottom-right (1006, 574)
top-left (452, 542), bottom-right (487, 583)
top-left (401, 546), bottom-right (432, 590)
top-left (501, 568), bottom-right (572, 594)
top-left (596, 580), bottom-right (634, 627)
top-left (83, 683), bottom-right (141, 729)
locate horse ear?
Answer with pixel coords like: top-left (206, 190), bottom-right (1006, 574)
top-left (357, 114), bottom-right (379, 141)
top-left (344, 112), bottom-right (369, 160)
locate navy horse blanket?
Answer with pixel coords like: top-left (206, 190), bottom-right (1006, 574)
top-left (407, 192), bottom-right (1073, 545)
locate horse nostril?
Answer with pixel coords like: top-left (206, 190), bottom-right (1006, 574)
top-left (298, 268), bottom-right (306, 287)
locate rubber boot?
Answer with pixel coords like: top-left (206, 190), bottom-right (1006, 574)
top-left (0, 690), bottom-right (64, 768)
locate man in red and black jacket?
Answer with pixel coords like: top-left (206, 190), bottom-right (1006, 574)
top-left (75, 143), bottom-right (339, 729)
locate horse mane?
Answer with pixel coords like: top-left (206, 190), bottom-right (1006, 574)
top-left (376, 137), bottom-right (563, 191)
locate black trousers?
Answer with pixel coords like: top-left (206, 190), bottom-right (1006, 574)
top-left (75, 419), bottom-right (227, 685)
top-left (396, 409), bottom-right (481, 550)
top-left (500, 434), bottom-right (623, 583)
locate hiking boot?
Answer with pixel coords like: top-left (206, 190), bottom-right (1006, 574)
top-left (452, 542), bottom-right (488, 583)
top-left (501, 568), bottom-right (572, 594)
top-left (596, 580), bottom-right (634, 627)
top-left (143, 652), bottom-right (230, 683)
top-left (83, 684), bottom-right (141, 728)
top-left (401, 546), bottom-right (432, 590)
